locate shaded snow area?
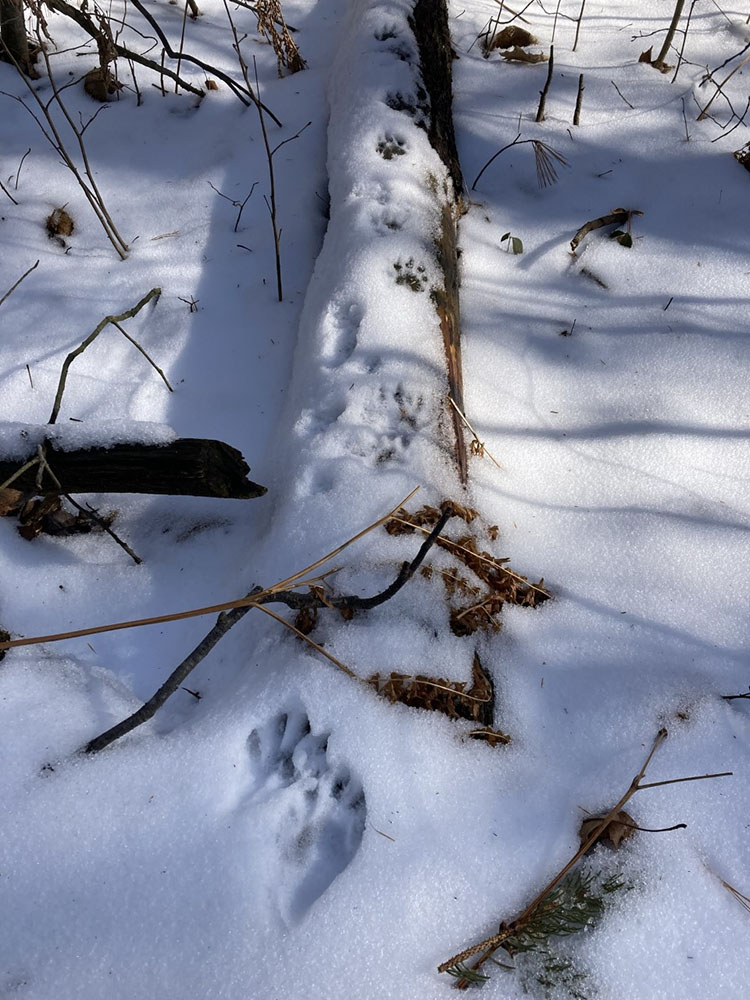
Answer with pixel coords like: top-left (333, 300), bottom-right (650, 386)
top-left (1, 0), bottom-right (749, 997)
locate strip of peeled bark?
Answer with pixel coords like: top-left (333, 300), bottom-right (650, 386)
top-left (410, 0), bottom-right (468, 483)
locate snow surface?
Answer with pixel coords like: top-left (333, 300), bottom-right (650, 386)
top-left (1, 1), bottom-right (749, 998)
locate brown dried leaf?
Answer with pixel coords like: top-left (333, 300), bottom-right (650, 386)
top-left (580, 810), bottom-right (636, 850)
top-left (0, 487), bottom-right (24, 516)
top-left (501, 46), bottom-right (547, 64)
top-left (639, 47), bottom-right (653, 63)
top-left (489, 26), bottom-right (538, 50)
top-left (293, 605), bottom-right (318, 636)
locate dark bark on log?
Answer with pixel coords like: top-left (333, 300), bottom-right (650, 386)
top-left (411, 0), bottom-right (464, 199)
top-left (0, 439), bottom-right (266, 499)
top-left (410, 0), bottom-right (468, 484)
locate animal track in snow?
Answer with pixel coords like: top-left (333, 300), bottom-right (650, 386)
top-left (377, 134), bottom-right (407, 160)
top-left (244, 708), bottom-right (366, 925)
top-left (322, 299), bottom-right (363, 368)
top-left (393, 257), bottom-right (428, 292)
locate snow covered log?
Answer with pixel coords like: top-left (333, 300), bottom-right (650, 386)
top-left (0, 439), bottom-right (266, 499)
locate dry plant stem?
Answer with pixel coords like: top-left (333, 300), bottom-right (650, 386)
top-left (0, 46), bottom-right (127, 258)
top-left (0, 177), bottom-right (18, 204)
top-left (654, 0), bottom-right (685, 67)
top-left (0, 259), bottom-right (39, 308)
top-left (110, 320), bottom-right (173, 391)
top-left (70, 497), bottom-right (142, 564)
top-left (447, 396), bottom-right (504, 470)
top-left (671, 0), bottom-right (698, 83)
top-left (572, 0), bottom-right (586, 51)
top-left (441, 729), bottom-right (670, 979)
top-left (535, 44), bottom-right (554, 123)
top-left (1, 489), bottom-right (422, 652)
top-left (38, 40), bottom-right (129, 257)
top-left (80, 504), bottom-right (455, 755)
top-left (573, 73), bottom-right (584, 125)
top-left (174, 0), bottom-right (190, 93)
top-left (48, 288), bottom-right (161, 423)
top-left (44, 0), bottom-right (203, 96)
top-left (252, 57), bottom-right (283, 301)
top-left (697, 50), bottom-right (750, 120)
top-left (127, 0), bottom-right (279, 117)
top-left (0, 455), bottom-right (39, 490)
top-left (611, 79), bottom-right (634, 109)
top-left (389, 516), bottom-right (551, 599)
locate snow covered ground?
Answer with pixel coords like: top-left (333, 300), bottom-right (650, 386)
top-left (1, 0), bottom-right (749, 997)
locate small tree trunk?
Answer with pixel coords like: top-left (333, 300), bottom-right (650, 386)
top-left (654, 0), bottom-right (685, 67)
top-left (0, 0), bottom-right (31, 74)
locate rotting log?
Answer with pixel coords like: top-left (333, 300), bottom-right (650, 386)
top-left (410, 0), bottom-right (468, 484)
top-left (0, 439), bottom-right (266, 499)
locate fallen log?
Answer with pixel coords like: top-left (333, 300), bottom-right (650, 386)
top-left (0, 438), bottom-right (266, 499)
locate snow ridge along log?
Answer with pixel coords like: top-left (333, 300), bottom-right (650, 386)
top-left (0, 439), bottom-right (266, 499)
top-left (410, 0), bottom-right (468, 484)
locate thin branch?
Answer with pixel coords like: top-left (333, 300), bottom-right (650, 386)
top-left (78, 501), bottom-right (454, 754)
top-left (611, 79), bottom-right (634, 109)
top-left (572, 0), bottom-right (586, 52)
top-left (535, 44), bottom-right (554, 123)
top-left (49, 288), bottom-right (162, 423)
top-left (0, 178), bottom-right (18, 205)
top-left (440, 727), bottom-right (708, 982)
top-left (127, 0), bottom-right (281, 122)
top-left (111, 320), bottom-right (173, 391)
top-left (0, 259), bottom-right (39, 308)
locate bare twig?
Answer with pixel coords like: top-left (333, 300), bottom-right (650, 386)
top-left (535, 44), bottom-right (554, 122)
top-left (611, 79), bottom-right (634, 109)
top-left (671, 0), bottom-right (698, 83)
top-left (14, 146), bottom-right (31, 189)
top-left (472, 134), bottom-right (567, 190)
top-left (0, 259), bottom-right (39, 308)
top-left (127, 0), bottom-right (281, 120)
top-left (572, 0), bottom-right (586, 52)
top-left (207, 179), bottom-right (258, 232)
top-left (440, 729), bottom-right (731, 983)
top-left (573, 73), bottom-right (584, 125)
top-left (447, 396), bottom-right (504, 471)
top-left (49, 288), bottom-right (162, 423)
top-left (111, 320), bottom-right (173, 391)
top-left (697, 48), bottom-right (750, 120)
top-left (78, 501), bottom-right (454, 754)
top-left (0, 178), bottom-right (18, 204)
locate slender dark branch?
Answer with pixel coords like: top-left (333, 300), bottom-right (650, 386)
top-left (535, 44), bottom-right (554, 123)
top-left (722, 689), bottom-right (750, 701)
top-left (43, 0), bottom-right (203, 96)
top-left (0, 259), bottom-right (39, 308)
top-left (471, 132), bottom-right (521, 190)
top-left (82, 506), bottom-right (456, 755)
top-left (127, 0), bottom-right (282, 123)
top-left (0, 177), bottom-right (18, 205)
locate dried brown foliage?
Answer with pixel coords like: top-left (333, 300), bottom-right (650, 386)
top-left (501, 47), bottom-right (547, 64)
top-left (368, 653), bottom-right (511, 748)
top-left (15, 494), bottom-right (113, 540)
top-left (487, 26), bottom-right (537, 51)
top-left (386, 502), bottom-right (550, 637)
top-left (254, 0), bottom-right (305, 76)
